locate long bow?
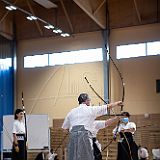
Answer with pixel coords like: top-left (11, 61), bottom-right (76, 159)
top-left (21, 92), bottom-right (28, 159)
top-left (84, 77), bottom-right (109, 105)
top-left (84, 46), bottom-right (126, 155)
top-left (104, 48), bottom-right (134, 160)
top-left (104, 45), bottom-right (125, 112)
top-left (22, 92), bottom-right (27, 142)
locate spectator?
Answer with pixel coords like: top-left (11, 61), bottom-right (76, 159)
top-left (152, 148), bottom-right (160, 160)
top-left (138, 146), bottom-right (149, 160)
top-left (48, 149), bottom-right (57, 160)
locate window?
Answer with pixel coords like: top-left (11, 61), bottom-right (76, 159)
top-left (24, 54), bottom-right (48, 68)
top-left (117, 43), bottom-right (146, 59)
top-left (147, 41), bottom-right (160, 56)
top-left (116, 41), bottom-right (160, 59)
top-left (24, 48), bottom-right (103, 68)
top-left (0, 58), bottom-right (12, 70)
top-left (49, 48), bottom-right (103, 66)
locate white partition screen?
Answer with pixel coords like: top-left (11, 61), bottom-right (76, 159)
top-left (3, 115), bottom-right (49, 150)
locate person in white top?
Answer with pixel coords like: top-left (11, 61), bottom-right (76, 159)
top-left (62, 93), bottom-right (122, 160)
top-left (138, 146), bottom-right (149, 160)
top-left (12, 108), bottom-right (27, 160)
top-left (47, 149), bottom-right (57, 160)
top-left (92, 116), bottom-right (120, 160)
top-left (113, 112), bottom-right (138, 160)
top-left (152, 148), bottom-right (160, 160)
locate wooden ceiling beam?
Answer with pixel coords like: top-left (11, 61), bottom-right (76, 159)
top-left (0, 0), bottom-right (19, 24)
top-left (60, 0), bottom-right (74, 33)
top-left (93, 0), bottom-right (106, 15)
top-left (73, 0), bottom-right (106, 29)
top-left (133, 0), bottom-right (142, 23)
top-left (26, 0), bottom-right (43, 36)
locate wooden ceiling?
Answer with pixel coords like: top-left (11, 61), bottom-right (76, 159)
top-left (0, 0), bottom-right (159, 40)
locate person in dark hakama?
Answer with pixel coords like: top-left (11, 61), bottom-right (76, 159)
top-left (12, 109), bottom-right (27, 160)
top-left (113, 112), bottom-right (138, 160)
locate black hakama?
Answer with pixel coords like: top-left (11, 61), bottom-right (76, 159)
top-left (92, 137), bottom-right (102, 160)
top-left (117, 132), bottom-right (138, 160)
top-left (12, 134), bottom-right (27, 160)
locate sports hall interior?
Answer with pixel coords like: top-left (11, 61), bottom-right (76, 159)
top-left (0, 0), bottom-right (160, 159)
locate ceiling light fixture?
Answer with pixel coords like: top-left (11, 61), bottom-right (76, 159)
top-left (56, 29), bottom-right (62, 33)
top-left (52, 29), bottom-right (59, 34)
top-left (26, 16), bottom-right (32, 21)
top-left (44, 24), bottom-right (54, 29)
top-left (5, 5), bottom-right (17, 11)
top-left (61, 33), bottom-right (70, 37)
top-left (2, 0), bottom-right (70, 37)
top-left (30, 16), bottom-right (37, 20)
top-left (53, 29), bottom-right (63, 34)
top-left (26, 15), bottom-right (37, 21)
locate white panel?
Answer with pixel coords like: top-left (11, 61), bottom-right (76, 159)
top-left (3, 116), bottom-right (13, 151)
top-left (27, 115), bottom-right (49, 149)
top-left (3, 115), bottom-right (49, 150)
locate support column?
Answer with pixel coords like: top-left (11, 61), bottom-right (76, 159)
top-left (102, 29), bottom-right (110, 104)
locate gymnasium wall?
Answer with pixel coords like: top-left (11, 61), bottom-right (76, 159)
top-left (110, 23), bottom-right (160, 115)
top-left (16, 23), bottom-right (160, 126)
top-left (17, 31), bottom-right (104, 126)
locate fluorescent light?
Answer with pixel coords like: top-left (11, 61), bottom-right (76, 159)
top-left (44, 25), bottom-right (50, 29)
top-left (27, 16), bottom-right (33, 20)
top-left (10, 5), bottom-right (17, 10)
top-left (61, 34), bottom-right (64, 37)
top-left (27, 16), bottom-right (37, 21)
top-left (30, 16), bottom-right (37, 20)
top-left (53, 29), bottom-right (62, 34)
top-left (60, 34), bottom-right (66, 37)
top-left (44, 24), bottom-right (54, 29)
top-left (65, 33), bottom-right (70, 37)
top-left (48, 25), bottom-right (54, 29)
top-left (61, 33), bottom-right (70, 37)
top-left (5, 5), bottom-right (17, 11)
top-left (5, 6), bottom-right (12, 10)
top-left (57, 29), bottom-right (62, 33)
top-left (53, 29), bottom-right (59, 33)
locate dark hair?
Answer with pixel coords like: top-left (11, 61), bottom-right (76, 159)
top-left (121, 112), bottom-right (130, 117)
top-left (54, 155), bottom-right (58, 160)
top-left (14, 109), bottom-right (23, 119)
top-left (78, 93), bottom-right (90, 104)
